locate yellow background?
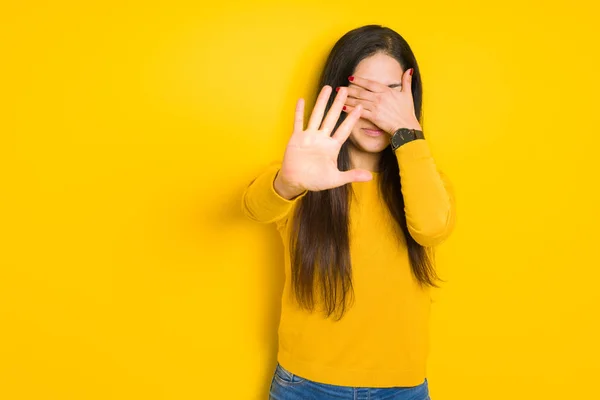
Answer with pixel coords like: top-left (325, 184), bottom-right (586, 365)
top-left (1, 1), bottom-right (599, 399)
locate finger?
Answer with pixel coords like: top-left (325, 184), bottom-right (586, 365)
top-left (348, 75), bottom-right (388, 93)
top-left (331, 104), bottom-right (362, 143)
top-left (320, 87), bottom-right (348, 133)
top-left (342, 104), bottom-right (373, 120)
top-left (293, 98), bottom-right (305, 132)
top-left (344, 97), bottom-right (374, 111)
top-left (402, 68), bottom-right (413, 94)
top-left (347, 85), bottom-right (377, 101)
top-left (307, 85), bottom-right (333, 131)
top-left (336, 168), bottom-right (373, 186)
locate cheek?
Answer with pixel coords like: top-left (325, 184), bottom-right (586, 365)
top-left (350, 117), bottom-right (379, 137)
top-left (350, 118), bottom-right (368, 133)
top-left (349, 126), bottom-right (362, 142)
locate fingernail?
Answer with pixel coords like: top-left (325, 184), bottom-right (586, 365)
top-left (409, 68), bottom-right (413, 76)
top-left (335, 87), bottom-right (340, 92)
top-left (343, 106), bottom-right (347, 111)
top-left (348, 76), bottom-right (354, 82)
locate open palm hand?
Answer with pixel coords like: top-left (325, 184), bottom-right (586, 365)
top-left (279, 86), bottom-right (373, 192)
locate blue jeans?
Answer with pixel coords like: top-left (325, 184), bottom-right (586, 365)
top-left (269, 362), bottom-right (431, 400)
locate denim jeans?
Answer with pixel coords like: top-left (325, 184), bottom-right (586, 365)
top-left (269, 362), bottom-right (431, 400)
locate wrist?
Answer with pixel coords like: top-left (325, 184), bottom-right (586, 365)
top-left (390, 127), bottom-right (425, 151)
top-left (274, 170), bottom-right (306, 200)
top-left (388, 122), bottom-right (423, 135)
top-left (389, 120), bottom-right (422, 134)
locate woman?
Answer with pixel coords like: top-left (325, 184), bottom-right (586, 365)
top-left (242, 24), bottom-right (456, 400)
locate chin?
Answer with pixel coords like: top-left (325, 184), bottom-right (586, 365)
top-left (350, 131), bottom-right (389, 153)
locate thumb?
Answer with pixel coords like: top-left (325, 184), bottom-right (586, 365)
top-left (402, 67), bottom-right (413, 93)
top-left (337, 169), bottom-right (373, 185)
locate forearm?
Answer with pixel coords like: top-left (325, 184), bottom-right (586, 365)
top-left (241, 163), bottom-right (308, 224)
top-left (395, 140), bottom-right (456, 246)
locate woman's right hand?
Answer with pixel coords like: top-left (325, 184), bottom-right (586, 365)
top-left (275, 86), bottom-right (373, 198)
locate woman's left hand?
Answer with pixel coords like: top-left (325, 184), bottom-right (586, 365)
top-left (341, 68), bottom-right (422, 135)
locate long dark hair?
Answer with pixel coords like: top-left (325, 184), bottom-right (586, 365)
top-left (289, 25), bottom-right (440, 321)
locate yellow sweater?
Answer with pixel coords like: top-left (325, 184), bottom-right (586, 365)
top-left (242, 140), bottom-right (456, 387)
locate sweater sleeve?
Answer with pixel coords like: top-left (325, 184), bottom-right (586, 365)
top-left (395, 139), bottom-right (456, 247)
top-left (241, 162), bottom-right (308, 224)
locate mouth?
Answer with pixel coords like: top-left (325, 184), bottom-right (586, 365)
top-left (361, 128), bottom-right (384, 137)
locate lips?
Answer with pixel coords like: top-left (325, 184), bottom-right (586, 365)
top-left (361, 128), bottom-right (384, 137)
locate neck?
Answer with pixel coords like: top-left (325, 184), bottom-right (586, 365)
top-left (347, 142), bottom-right (382, 173)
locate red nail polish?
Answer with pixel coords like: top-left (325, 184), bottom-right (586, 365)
top-left (335, 87), bottom-right (340, 92)
top-left (409, 68), bottom-right (413, 76)
top-left (343, 106), bottom-right (347, 111)
top-left (348, 76), bottom-right (354, 82)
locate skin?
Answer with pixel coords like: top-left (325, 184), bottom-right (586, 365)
top-left (274, 51), bottom-right (421, 200)
top-left (342, 51), bottom-right (422, 172)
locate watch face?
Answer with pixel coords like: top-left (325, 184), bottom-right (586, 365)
top-left (391, 128), bottom-right (418, 149)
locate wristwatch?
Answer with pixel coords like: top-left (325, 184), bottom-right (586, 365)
top-left (390, 128), bottom-right (425, 151)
